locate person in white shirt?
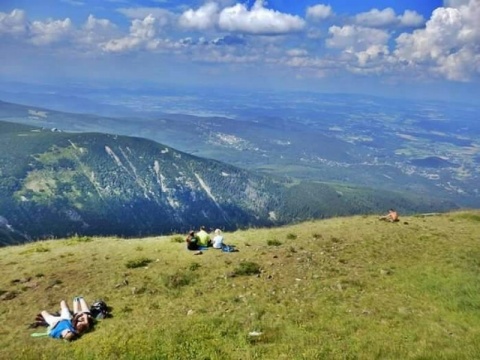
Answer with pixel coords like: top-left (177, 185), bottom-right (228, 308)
top-left (212, 229), bottom-right (224, 249)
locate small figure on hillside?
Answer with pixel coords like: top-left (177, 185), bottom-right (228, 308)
top-left (379, 209), bottom-right (399, 222)
top-left (40, 300), bottom-right (78, 341)
top-left (196, 226), bottom-right (212, 247)
top-left (212, 229), bottom-right (224, 249)
top-left (185, 230), bottom-right (199, 251)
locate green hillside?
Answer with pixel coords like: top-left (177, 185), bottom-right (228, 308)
top-left (1, 211), bottom-right (479, 359)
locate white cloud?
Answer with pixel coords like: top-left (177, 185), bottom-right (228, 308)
top-left (84, 14), bottom-right (114, 32)
top-left (179, 2), bottom-right (219, 30)
top-left (398, 10), bottom-right (425, 27)
top-left (355, 8), bottom-right (397, 27)
top-left (355, 44), bottom-right (390, 67)
top-left (306, 4), bottom-right (333, 21)
top-left (0, 9), bottom-right (28, 36)
top-left (102, 14), bottom-right (161, 52)
top-left (130, 14), bottom-right (157, 38)
top-left (218, 0), bottom-right (305, 35)
top-left (395, 0), bottom-right (480, 81)
top-left (327, 25), bottom-right (390, 52)
top-left (355, 8), bottom-right (424, 28)
top-left (287, 48), bottom-right (308, 57)
top-left (80, 14), bottom-right (118, 45)
top-left (29, 18), bottom-right (74, 45)
top-left (326, 25), bottom-right (391, 72)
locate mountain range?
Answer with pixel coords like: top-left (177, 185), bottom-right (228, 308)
top-left (0, 118), bottom-right (455, 246)
top-left (1, 91), bottom-right (478, 210)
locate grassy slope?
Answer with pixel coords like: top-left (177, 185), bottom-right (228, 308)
top-left (1, 211), bottom-right (480, 359)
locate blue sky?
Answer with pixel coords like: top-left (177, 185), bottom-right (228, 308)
top-left (0, 0), bottom-right (479, 102)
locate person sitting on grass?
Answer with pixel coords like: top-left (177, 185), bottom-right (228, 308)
top-left (196, 226), bottom-right (212, 247)
top-left (185, 230), bottom-right (199, 251)
top-left (212, 229), bottom-right (224, 249)
top-left (379, 209), bottom-right (399, 222)
top-left (212, 229), bottom-right (237, 252)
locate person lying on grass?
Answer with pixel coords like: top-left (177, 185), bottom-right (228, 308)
top-left (40, 297), bottom-right (93, 341)
top-left (72, 296), bottom-right (94, 334)
top-left (40, 300), bottom-right (79, 341)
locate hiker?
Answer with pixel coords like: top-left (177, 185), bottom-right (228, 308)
top-left (185, 230), bottom-right (199, 251)
top-left (212, 229), bottom-right (224, 249)
top-left (212, 229), bottom-right (237, 252)
top-left (379, 209), bottom-right (399, 222)
top-left (72, 296), bottom-right (94, 333)
top-left (40, 300), bottom-right (78, 341)
top-left (196, 226), bottom-right (212, 247)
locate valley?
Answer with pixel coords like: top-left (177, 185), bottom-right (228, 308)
top-left (0, 88), bottom-right (478, 244)
top-left (1, 89), bottom-right (478, 207)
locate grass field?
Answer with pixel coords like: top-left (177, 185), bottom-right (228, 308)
top-left (1, 211), bottom-right (480, 359)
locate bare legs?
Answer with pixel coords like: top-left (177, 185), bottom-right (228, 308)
top-left (73, 297), bottom-right (90, 314)
top-left (41, 300), bottom-right (72, 327)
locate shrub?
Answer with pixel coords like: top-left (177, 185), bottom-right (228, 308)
top-left (163, 271), bottom-right (193, 289)
top-left (234, 261), bottom-right (261, 276)
top-left (35, 246), bottom-right (50, 253)
top-left (67, 235), bottom-right (93, 244)
top-left (125, 257), bottom-right (153, 269)
top-left (19, 244), bottom-right (51, 254)
top-left (267, 239), bottom-right (282, 246)
top-left (189, 262), bottom-right (201, 271)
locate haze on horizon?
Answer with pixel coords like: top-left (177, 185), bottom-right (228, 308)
top-left (0, 0), bottom-right (479, 103)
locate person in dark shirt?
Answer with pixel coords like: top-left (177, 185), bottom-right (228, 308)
top-left (185, 230), bottom-right (199, 250)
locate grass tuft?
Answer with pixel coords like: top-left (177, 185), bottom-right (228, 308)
top-left (234, 261), bottom-right (261, 276)
top-left (66, 235), bottom-right (93, 245)
top-left (125, 257), bottom-right (153, 269)
top-left (188, 262), bottom-right (201, 271)
top-left (163, 271), bottom-right (193, 289)
top-left (267, 239), bottom-right (282, 246)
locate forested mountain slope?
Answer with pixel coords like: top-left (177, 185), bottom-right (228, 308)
top-left (0, 121), bottom-right (455, 245)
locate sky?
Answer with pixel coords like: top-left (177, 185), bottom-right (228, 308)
top-left (0, 0), bottom-right (479, 102)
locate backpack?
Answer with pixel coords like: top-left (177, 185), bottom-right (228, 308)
top-left (222, 244), bottom-right (237, 252)
top-left (89, 300), bottom-right (111, 319)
